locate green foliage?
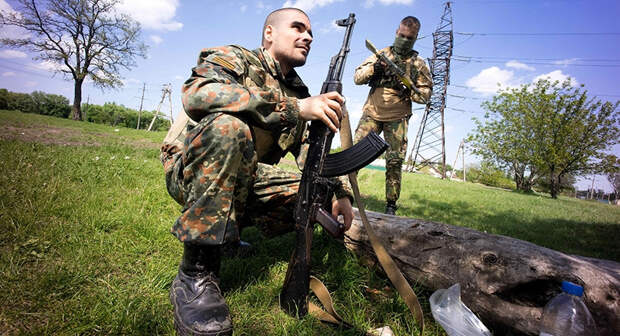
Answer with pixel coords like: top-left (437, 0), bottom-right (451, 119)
top-left (0, 88), bottom-right (168, 131)
top-left (0, 88), bottom-right (71, 117)
top-left (535, 173), bottom-right (576, 194)
top-left (30, 90), bottom-right (71, 117)
top-left (84, 102), bottom-right (169, 131)
top-left (469, 79), bottom-right (620, 198)
top-left (465, 162), bottom-right (516, 190)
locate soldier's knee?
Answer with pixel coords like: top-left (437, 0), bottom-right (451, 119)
top-left (208, 114), bottom-right (255, 157)
top-left (386, 157), bottom-right (403, 169)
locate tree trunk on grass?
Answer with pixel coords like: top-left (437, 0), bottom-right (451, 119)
top-left (71, 78), bottom-right (84, 121)
top-left (344, 209), bottom-right (620, 336)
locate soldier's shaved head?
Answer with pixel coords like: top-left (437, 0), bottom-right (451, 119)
top-left (261, 7), bottom-right (313, 74)
top-left (262, 8), bottom-right (310, 46)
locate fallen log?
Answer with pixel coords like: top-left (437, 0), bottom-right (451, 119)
top-left (344, 209), bottom-right (620, 336)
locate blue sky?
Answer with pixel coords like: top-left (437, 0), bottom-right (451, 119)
top-left (1, 0), bottom-right (619, 192)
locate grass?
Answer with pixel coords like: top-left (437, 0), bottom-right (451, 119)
top-left (1, 110), bottom-right (618, 335)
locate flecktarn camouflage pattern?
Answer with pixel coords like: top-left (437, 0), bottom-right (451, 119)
top-left (161, 45), bottom-right (351, 245)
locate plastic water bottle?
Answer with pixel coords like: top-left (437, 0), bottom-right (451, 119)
top-left (539, 281), bottom-right (598, 336)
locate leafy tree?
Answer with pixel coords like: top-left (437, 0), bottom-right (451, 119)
top-left (604, 155), bottom-right (620, 199)
top-left (536, 173), bottom-right (576, 195)
top-left (470, 79), bottom-right (619, 198)
top-left (0, 0), bottom-right (147, 120)
top-left (31, 91), bottom-right (71, 117)
top-left (0, 88), bottom-right (8, 109)
top-left (468, 85), bottom-right (543, 192)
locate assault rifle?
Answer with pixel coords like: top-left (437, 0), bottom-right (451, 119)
top-left (365, 39), bottom-right (427, 103)
top-left (279, 13), bottom-right (388, 318)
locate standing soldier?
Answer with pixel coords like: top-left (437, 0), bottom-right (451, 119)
top-left (353, 16), bottom-right (432, 215)
top-left (159, 8), bottom-right (354, 336)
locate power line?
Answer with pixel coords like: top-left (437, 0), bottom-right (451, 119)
top-left (453, 55), bottom-right (620, 63)
top-left (455, 32), bottom-right (620, 37)
top-left (452, 57), bottom-right (620, 67)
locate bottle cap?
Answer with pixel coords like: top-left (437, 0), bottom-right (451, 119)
top-left (561, 281), bottom-right (584, 297)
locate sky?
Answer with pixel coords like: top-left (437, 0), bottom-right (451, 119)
top-left (1, 0), bottom-right (619, 192)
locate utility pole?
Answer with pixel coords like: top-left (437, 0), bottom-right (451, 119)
top-left (589, 175), bottom-right (595, 199)
top-left (137, 82), bottom-right (145, 130)
top-left (462, 141), bottom-right (466, 182)
top-left (84, 95), bottom-right (89, 121)
top-left (148, 84), bottom-right (172, 131)
top-left (450, 139), bottom-right (462, 179)
top-left (407, 1), bottom-right (453, 178)
top-left (167, 83), bottom-right (174, 124)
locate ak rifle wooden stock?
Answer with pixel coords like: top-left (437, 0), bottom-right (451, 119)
top-left (279, 13), bottom-right (388, 318)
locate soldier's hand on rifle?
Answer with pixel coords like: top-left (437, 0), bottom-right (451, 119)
top-left (298, 92), bottom-right (345, 133)
top-left (373, 60), bottom-right (385, 77)
top-left (332, 197), bottom-right (353, 231)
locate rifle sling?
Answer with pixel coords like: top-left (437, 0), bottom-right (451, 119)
top-left (321, 104), bottom-right (425, 334)
top-left (347, 170), bottom-right (425, 334)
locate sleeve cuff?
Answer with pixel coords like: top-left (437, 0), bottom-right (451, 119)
top-left (278, 96), bottom-right (300, 127)
top-left (334, 175), bottom-right (354, 203)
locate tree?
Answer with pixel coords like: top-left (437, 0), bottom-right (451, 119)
top-left (604, 155), bottom-right (620, 199)
top-left (469, 79), bottom-right (619, 198)
top-left (468, 85), bottom-right (544, 192)
top-left (0, 0), bottom-right (147, 120)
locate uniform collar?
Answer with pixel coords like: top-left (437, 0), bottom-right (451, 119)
top-left (255, 47), bottom-right (310, 98)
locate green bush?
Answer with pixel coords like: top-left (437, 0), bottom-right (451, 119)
top-left (1, 88), bottom-right (170, 131)
top-left (83, 102), bottom-right (169, 131)
top-left (466, 162), bottom-right (516, 189)
top-left (1, 88), bottom-right (70, 117)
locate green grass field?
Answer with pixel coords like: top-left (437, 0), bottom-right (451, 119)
top-left (1, 110), bottom-right (618, 335)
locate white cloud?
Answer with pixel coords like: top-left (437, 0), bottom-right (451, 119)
top-left (34, 60), bottom-right (65, 72)
top-left (505, 60), bottom-right (535, 71)
top-left (466, 66), bottom-right (516, 94)
top-left (240, 4), bottom-right (247, 12)
top-left (122, 78), bottom-right (141, 86)
top-left (0, 49), bottom-right (27, 58)
top-left (552, 58), bottom-right (579, 67)
top-left (0, 0), bottom-right (31, 40)
top-left (24, 81), bottom-right (37, 87)
top-left (319, 20), bottom-right (345, 34)
top-left (117, 0), bottom-right (182, 31)
top-left (282, 0), bottom-right (343, 12)
top-left (533, 70), bottom-right (578, 86)
top-left (150, 35), bottom-right (163, 45)
top-left (364, 0), bottom-right (414, 8)
top-left (0, 0), bottom-right (13, 13)
top-left (2, 71), bottom-right (16, 77)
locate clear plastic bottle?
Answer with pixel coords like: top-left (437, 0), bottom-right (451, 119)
top-left (539, 281), bottom-right (598, 336)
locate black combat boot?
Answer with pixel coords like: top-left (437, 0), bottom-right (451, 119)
top-left (385, 201), bottom-right (398, 215)
top-left (170, 243), bottom-right (233, 336)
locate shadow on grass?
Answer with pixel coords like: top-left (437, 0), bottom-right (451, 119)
top-left (359, 193), bottom-right (620, 261)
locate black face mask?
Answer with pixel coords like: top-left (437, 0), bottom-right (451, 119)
top-left (393, 35), bottom-right (415, 56)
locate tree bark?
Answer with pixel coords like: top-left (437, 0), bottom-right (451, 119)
top-left (71, 79), bottom-right (84, 121)
top-left (344, 209), bottom-right (619, 335)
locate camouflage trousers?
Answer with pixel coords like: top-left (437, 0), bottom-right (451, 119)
top-left (160, 113), bottom-right (300, 245)
top-left (354, 114), bottom-right (409, 203)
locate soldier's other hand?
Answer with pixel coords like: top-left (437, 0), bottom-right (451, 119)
top-left (332, 197), bottom-right (353, 232)
top-left (298, 91), bottom-right (344, 133)
top-left (373, 61), bottom-right (385, 76)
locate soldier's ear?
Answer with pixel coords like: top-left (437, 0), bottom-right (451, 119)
top-left (264, 25), bottom-right (274, 44)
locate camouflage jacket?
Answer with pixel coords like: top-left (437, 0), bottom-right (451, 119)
top-left (354, 46), bottom-right (432, 121)
top-left (181, 45), bottom-right (352, 199)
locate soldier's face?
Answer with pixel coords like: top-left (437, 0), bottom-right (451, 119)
top-left (396, 24), bottom-right (418, 40)
top-left (266, 11), bottom-right (313, 70)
